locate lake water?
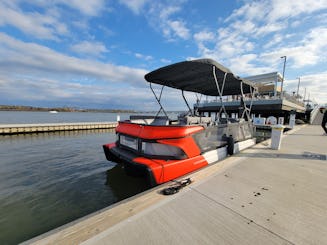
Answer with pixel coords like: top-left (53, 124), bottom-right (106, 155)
top-left (0, 111), bottom-right (150, 244)
top-left (0, 111), bottom-right (132, 124)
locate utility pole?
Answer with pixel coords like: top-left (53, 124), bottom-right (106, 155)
top-left (280, 56), bottom-right (287, 94)
top-left (297, 77), bottom-right (301, 99)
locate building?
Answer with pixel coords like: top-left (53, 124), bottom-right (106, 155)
top-left (194, 72), bottom-right (306, 123)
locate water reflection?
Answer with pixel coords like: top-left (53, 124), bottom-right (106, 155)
top-left (105, 165), bottom-right (150, 200)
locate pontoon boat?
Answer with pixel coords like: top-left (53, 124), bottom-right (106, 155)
top-left (103, 59), bottom-right (257, 186)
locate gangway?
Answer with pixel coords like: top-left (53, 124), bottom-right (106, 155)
top-left (311, 106), bottom-right (324, 125)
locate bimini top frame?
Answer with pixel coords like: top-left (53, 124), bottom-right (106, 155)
top-left (145, 58), bottom-right (255, 96)
top-left (145, 58), bottom-right (257, 120)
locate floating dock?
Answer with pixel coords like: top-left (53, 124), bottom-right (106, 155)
top-left (0, 122), bottom-right (118, 135)
top-left (25, 125), bottom-right (327, 245)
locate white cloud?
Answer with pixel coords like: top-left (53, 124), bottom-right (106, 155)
top-left (283, 73), bottom-right (327, 104)
top-left (230, 20), bottom-right (256, 35)
top-left (254, 22), bottom-right (286, 37)
top-left (28, 0), bottom-right (106, 16)
top-left (0, 33), bottom-right (147, 85)
top-left (194, 30), bottom-right (215, 43)
top-left (135, 53), bottom-right (153, 61)
top-left (0, 74), bottom-right (156, 109)
top-left (58, 0), bottom-right (106, 16)
top-left (0, 33), bottom-right (155, 109)
top-left (0, 32), bottom-right (196, 110)
top-left (228, 54), bottom-right (273, 75)
top-left (226, 1), bottom-right (267, 22)
top-left (158, 5), bottom-right (181, 19)
top-left (146, 1), bottom-right (190, 41)
top-left (0, 1), bottom-right (68, 40)
top-left (160, 58), bottom-right (172, 63)
top-left (119, 0), bottom-right (149, 14)
top-left (165, 20), bottom-right (190, 40)
top-left (214, 30), bottom-right (255, 58)
top-left (71, 41), bottom-right (109, 57)
top-left (260, 27), bottom-right (327, 69)
top-left (263, 34), bottom-right (284, 49)
top-left (267, 0), bottom-right (327, 21)
top-left (0, 0), bottom-right (108, 41)
top-left (223, 0), bottom-right (327, 43)
top-left (116, 1), bottom-right (190, 41)
top-left (227, 0), bottom-right (327, 23)
top-left (195, 0), bottom-right (327, 71)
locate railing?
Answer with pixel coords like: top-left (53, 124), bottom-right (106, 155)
top-left (281, 92), bottom-right (305, 107)
top-left (198, 91), bottom-right (305, 107)
top-left (309, 105), bottom-right (321, 124)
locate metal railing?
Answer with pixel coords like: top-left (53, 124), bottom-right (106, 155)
top-left (309, 105), bottom-right (321, 124)
top-left (198, 92), bottom-right (306, 106)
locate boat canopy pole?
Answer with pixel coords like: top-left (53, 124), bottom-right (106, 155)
top-left (195, 93), bottom-right (202, 106)
top-left (194, 93), bottom-right (202, 116)
top-left (182, 90), bottom-right (193, 116)
top-left (149, 82), bottom-right (169, 118)
top-left (240, 81), bottom-right (256, 120)
top-left (213, 66), bottom-right (228, 120)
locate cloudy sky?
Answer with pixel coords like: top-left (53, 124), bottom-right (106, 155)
top-left (0, 0), bottom-right (327, 110)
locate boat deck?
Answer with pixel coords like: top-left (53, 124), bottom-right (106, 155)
top-left (26, 125), bottom-right (327, 245)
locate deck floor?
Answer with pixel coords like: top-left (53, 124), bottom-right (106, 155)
top-left (28, 125), bottom-right (327, 245)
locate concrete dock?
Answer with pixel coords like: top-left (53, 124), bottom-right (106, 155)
top-left (0, 122), bottom-right (117, 135)
top-left (26, 125), bottom-right (327, 245)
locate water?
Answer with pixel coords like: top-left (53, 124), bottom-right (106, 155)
top-left (0, 112), bottom-right (150, 245)
top-left (0, 111), bottom-right (132, 124)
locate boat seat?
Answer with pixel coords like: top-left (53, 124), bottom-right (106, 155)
top-left (130, 118), bottom-right (154, 125)
top-left (179, 116), bottom-right (212, 125)
top-left (129, 115), bottom-right (169, 125)
top-left (150, 117), bottom-right (169, 126)
top-left (199, 116), bottom-right (212, 125)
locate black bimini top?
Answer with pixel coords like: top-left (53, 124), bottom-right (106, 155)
top-left (144, 58), bottom-right (255, 96)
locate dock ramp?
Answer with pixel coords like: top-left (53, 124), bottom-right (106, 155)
top-left (310, 106), bottom-right (323, 125)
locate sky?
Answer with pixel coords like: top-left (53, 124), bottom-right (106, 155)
top-left (0, 0), bottom-right (327, 111)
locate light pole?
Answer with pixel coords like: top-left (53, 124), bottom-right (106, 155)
top-left (280, 56), bottom-right (287, 94)
top-left (296, 77), bottom-right (301, 99)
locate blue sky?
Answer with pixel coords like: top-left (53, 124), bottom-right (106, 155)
top-left (0, 0), bottom-right (327, 110)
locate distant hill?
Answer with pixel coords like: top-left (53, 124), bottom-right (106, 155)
top-left (0, 105), bottom-right (135, 113)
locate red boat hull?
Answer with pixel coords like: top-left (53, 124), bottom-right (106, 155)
top-left (103, 122), bottom-right (208, 186)
top-left (103, 142), bottom-right (208, 186)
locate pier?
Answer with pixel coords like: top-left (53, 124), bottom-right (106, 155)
top-left (0, 122), bottom-right (118, 135)
top-left (24, 125), bottom-right (327, 245)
